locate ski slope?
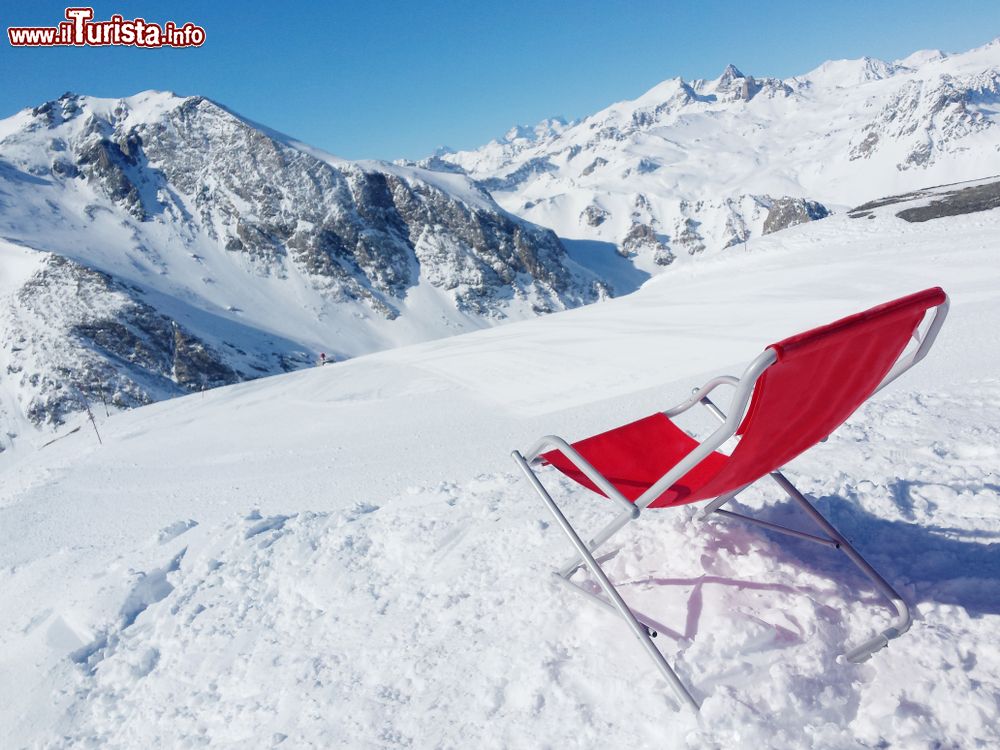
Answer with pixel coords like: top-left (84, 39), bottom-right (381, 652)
top-left (1, 205), bottom-right (999, 748)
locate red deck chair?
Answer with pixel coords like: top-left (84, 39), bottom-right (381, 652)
top-left (511, 288), bottom-right (949, 712)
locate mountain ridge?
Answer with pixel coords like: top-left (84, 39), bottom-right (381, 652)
top-left (425, 37), bottom-right (1000, 270)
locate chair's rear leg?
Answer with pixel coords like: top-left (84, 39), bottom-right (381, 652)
top-left (512, 451), bottom-right (701, 712)
top-left (698, 393), bottom-right (910, 661)
top-left (769, 471), bottom-right (912, 662)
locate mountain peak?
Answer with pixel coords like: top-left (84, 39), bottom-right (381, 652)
top-left (719, 63), bottom-right (746, 83)
top-left (498, 117), bottom-right (568, 145)
top-left (712, 64), bottom-right (761, 101)
top-left (895, 48), bottom-right (948, 68)
top-left (502, 124), bottom-right (533, 142)
top-left (802, 55), bottom-right (898, 87)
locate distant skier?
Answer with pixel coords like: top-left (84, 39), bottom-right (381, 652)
top-left (318, 352), bottom-right (327, 366)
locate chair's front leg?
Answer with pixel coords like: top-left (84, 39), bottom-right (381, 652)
top-left (519, 434), bottom-right (639, 576)
top-left (511, 450), bottom-right (701, 712)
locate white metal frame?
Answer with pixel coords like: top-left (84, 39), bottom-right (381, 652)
top-left (511, 299), bottom-right (949, 712)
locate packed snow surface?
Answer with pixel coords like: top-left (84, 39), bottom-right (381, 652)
top-left (1, 206), bottom-right (999, 748)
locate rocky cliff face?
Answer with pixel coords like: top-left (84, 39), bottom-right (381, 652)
top-left (0, 92), bottom-right (607, 440)
top-left (125, 97), bottom-right (602, 317)
top-left (4, 253), bottom-right (246, 431)
top-left (848, 70), bottom-right (1000, 168)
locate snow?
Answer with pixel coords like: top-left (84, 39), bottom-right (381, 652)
top-left (895, 49), bottom-right (948, 69)
top-left (2, 204), bottom-right (999, 747)
top-left (0, 238), bottom-right (45, 295)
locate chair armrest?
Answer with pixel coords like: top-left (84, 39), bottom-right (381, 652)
top-left (662, 376), bottom-right (740, 417)
top-left (520, 436), bottom-right (640, 518)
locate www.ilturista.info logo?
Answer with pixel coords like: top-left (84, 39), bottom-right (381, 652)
top-left (8, 7), bottom-right (206, 48)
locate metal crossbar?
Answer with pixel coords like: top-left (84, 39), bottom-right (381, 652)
top-left (712, 509), bottom-right (840, 548)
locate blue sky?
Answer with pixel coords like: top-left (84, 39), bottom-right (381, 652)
top-left (2, 1), bottom-right (999, 160)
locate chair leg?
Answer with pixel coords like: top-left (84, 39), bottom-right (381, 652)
top-left (768, 471), bottom-right (912, 662)
top-left (511, 451), bottom-right (701, 712)
top-left (697, 394), bottom-right (911, 661)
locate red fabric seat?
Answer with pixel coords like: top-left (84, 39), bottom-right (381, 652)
top-left (543, 288), bottom-right (947, 508)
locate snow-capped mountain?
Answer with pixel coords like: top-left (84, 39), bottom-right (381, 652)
top-left (0, 92), bottom-right (610, 444)
top-left (431, 38), bottom-right (1000, 269)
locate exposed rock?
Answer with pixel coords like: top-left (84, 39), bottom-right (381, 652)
top-left (477, 156), bottom-right (556, 192)
top-left (848, 191), bottom-right (929, 218)
top-left (91, 96), bottom-right (597, 317)
top-left (849, 177), bottom-right (1000, 222)
top-left (50, 159), bottom-right (79, 178)
top-left (388, 174), bottom-right (589, 314)
top-left (630, 81), bottom-right (701, 128)
top-left (721, 204), bottom-right (751, 249)
top-left (849, 73), bottom-right (999, 168)
top-left (898, 183), bottom-right (1000, 220)
top-left (619, 223), bottom-right (674, 266)
top-left (581, 157), bottom-right (607, 176)
top-left (76, 133), bottom-right (146, 220)
top-left (762, 197), bottom-right (830, 234)
top-left (409, 155), bottom-right (466, 174)
top-left (714, 64), bottom-right (793, 102)
top-left (674, 217), bottom-right (706, 255)
top-left (582, 204), bottom-right (610, 227)
top-left (636, 158), bottom-right (659, 174)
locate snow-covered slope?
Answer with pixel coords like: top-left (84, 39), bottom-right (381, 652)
top-left (431, 38), bottom-right (1000, 270)
top-left (0, 92), bottom-right (614, 445)
top-left (2, 200), bottom-right (998, 747)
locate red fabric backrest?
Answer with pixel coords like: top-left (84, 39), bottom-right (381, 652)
top-left (690, 287), bottom-right (946, 502)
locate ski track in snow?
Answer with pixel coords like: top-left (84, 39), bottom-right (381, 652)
top-left (1, 208), bottom-right (999, 748)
